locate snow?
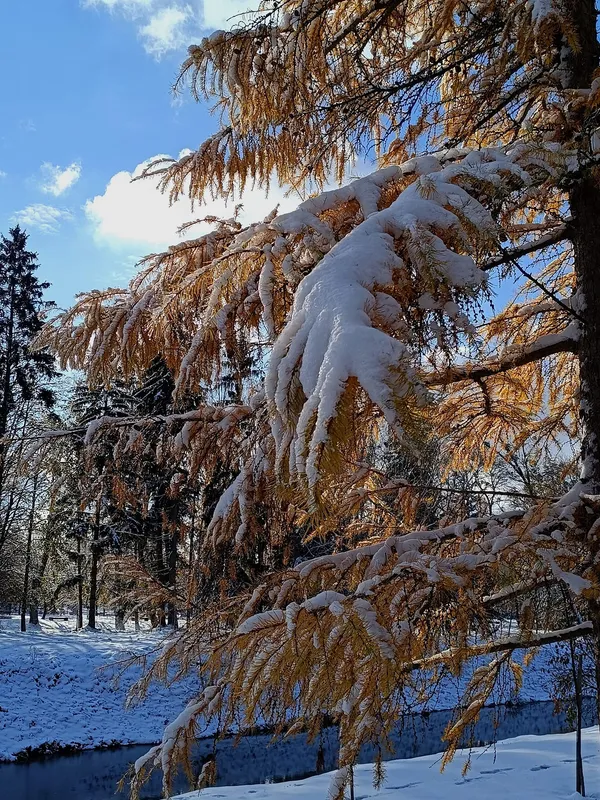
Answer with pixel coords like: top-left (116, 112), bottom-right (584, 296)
top-left (301, 591), bottom-right (347, 613)
top-left (2, 617), bottom-right (599, 800)
top-left (171, 728), bottom-right (600, 800)
top-left (351, 598), bottom-right (395, 659)
top-left (235, 609), bottom-right (285, 636)
top-left (0, 613), bottom-right (596, 795)
top-left (264, 147), bottom-right (555, 489)
top-left (527, 0), bottom-right (560, 32)
top-left (0, 616), bottom-right (202, 762)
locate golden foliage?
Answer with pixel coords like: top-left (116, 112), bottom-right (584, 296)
top-left (34, 0), bottom-right (600, 794)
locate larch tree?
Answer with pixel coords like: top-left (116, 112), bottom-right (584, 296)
top-left (36, 0), bottom-right (600, 795)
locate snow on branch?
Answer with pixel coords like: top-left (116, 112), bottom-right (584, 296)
top-left (294, 511), bottom-right (524, 581)
top-left (131, 685), bottom-right (221, 798)
top-left (422, 323), bottom-right (579, 386)
top-left (401, 621), bottom-right (593, 673)
top-left (265, 146), bottom-right (555, 489)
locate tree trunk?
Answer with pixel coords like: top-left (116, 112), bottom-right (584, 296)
top-left (30, 538), bottom-right (50, 626)
top-left (88, 496), bottom-right (101, 629)
top-left (187, 497), bottom-right (196, 625)
top-left (152, 526), bottom-right (167, 626)
top-left (570, 172), bottom-right (600, 490)
top-left (77, 535), bottom-right (83, 630)
top-left (167, 528), bottom-right (178, 629)
top-left (566, 0), bottom-right (600, 742)
top-left (574, 653), bottom-right (585, 797)
top-left (115, 607), bottom-right (125, 631)
top-left (20, 475), bottom-right (38, 632)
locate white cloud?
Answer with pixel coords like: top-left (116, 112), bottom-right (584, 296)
top-left (12, 204), bottom-right (73, 234)
top-left (84, 154), bottom-right (297, 249)
top-left (83, 0), bottom-right (153, 12)
top-left (0, 171), bottom-right (6, 179)
top-left (82, 0), bottom-right (258, 58)
top-left (83, 0), bottom-right (199, 56)
top-left (140, 5), bottom-right (192, 56)
top-left (40, 162), bottom-right (82, 197)
top-left (201, 0), bottom-right (255, 30)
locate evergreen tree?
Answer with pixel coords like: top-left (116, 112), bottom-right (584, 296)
top-left (70, 380), bottom-right (136, 628)
top-left (0, 226), bottom-right (55, 438)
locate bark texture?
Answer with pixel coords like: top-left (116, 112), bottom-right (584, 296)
top-left (566, 0), bottom-right (600, 742)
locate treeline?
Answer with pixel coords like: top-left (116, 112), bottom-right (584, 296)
top-left (0, 229), bottom-right (247, 629)
top-left (0, 229), bottom-right (188, 628)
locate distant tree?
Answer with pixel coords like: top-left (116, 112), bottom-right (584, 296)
top-left (104, 358), bottom-right (205, 628)
top-left (0, 226), bottom-right (55, 444)
top-left (65, 368), bottom-right (202, 630)
top-left (0, 227), bottom-right (56, 629)
top-left (70, 380), bottom-right (136, 629)
top-left (0, 533), bottom-right (23, 609)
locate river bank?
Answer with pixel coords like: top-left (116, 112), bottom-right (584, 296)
top-left (0, 616), bottom-right (202, 762)
top-left (1, 699), bottom-right (597, 800)
top-left (0, 614), bottom-right (586, 772)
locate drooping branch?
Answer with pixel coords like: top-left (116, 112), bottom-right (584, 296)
top-left (483, 578), bottom-right (558, 608)
top-left (11, 402), bottom-right (256, 448)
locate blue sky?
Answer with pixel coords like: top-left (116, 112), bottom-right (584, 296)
top-left (0, 0), bottom-right (291, 309)
top-left (0, 1), bottom-right (523, 314)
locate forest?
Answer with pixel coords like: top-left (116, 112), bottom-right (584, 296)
top-left (3, 1), bottom-right (600, 799)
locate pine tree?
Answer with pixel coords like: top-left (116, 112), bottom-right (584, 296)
top-left (66, 365), bottom-right (204, 629)
top-left (36, 1), bottom-right (600, 795)
top-left (69, 380), bottom-right (136, 628)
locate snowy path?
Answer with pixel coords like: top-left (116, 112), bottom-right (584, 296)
top-left (0, 617), bottom-right (201, 761)
top-left (172, 729), bottom-right (600, 800)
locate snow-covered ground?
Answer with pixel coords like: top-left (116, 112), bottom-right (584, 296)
top-left (0, 613), bottom-right (585, 769)
top-left (0, 615), bottom-right (201, 762)
top-left (173, 728), bottom-right (600, 800)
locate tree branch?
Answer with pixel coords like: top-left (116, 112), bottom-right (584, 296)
top-left (401, 621), bottom-right (593, 673)
top-left (368, 480), bottom-right (553, 501)
top-left (483, 579), bottom-right (557, 608)
top-left (506, 254), bottom-right (585, 325)
top-left (481, 222), bottom-right (571, 272)
top-left (422, 326), bottom-right (579, 386)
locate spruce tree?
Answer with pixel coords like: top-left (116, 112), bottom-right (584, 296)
top-left (0, 226), bottom-right (55, 448)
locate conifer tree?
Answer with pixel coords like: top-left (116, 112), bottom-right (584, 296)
top-left (36, 1), bottom-right (600, 795)
top-left (0, 227), bottom-right (55, 501)
top-left (0, 226), bottom-right (55, 428)
top-left (70, 381), bottom-right (136, 628)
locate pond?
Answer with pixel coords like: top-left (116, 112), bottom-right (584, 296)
top-left (2, 699), bottom-right (597, 800)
